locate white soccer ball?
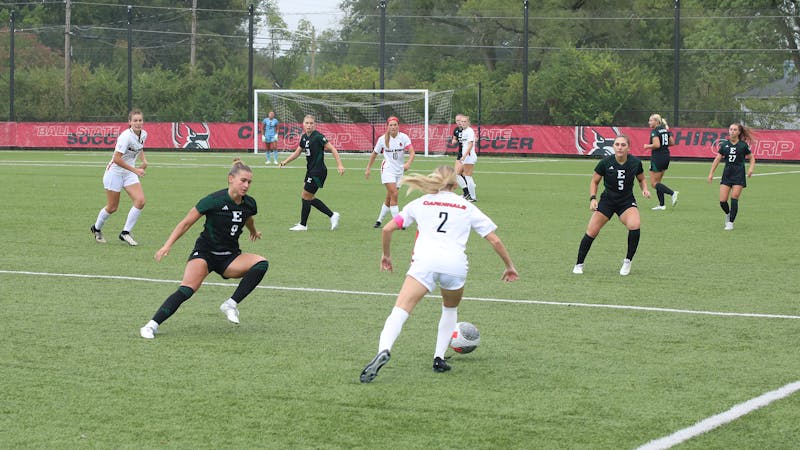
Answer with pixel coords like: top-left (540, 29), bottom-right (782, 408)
top-left (450, 321), bottom-right (480, 354)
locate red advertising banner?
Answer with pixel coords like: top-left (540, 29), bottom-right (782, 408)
top-left (1, 122), bottom-right (798, 161)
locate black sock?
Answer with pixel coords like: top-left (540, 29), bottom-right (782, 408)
top-left (626, 229), bottom-right (640, 261)
top-left (309, 198), bottom-right (333, 217)
top-left (231, 261), bottom-right (269, 303)
top-left (300, 199), bottom-right (312, 225)
top-left (730, 198), bottom-right (739, 222)
top-left (720, 201), bottom-right (730, 214)
top-left (576, 234), bottom-right (595, 264)
top-left (656, 187), bottom-right (665, 206)
top-left (655, 182), bottom-right (674, 196)
top-left (152, 285), bottom-right (194, 324)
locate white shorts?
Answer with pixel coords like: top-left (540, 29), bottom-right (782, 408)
top-left (263, 135), bottom-right (278, 143)
top-left (381, 169), bottom-right (403, 186)
top-left (462, 151), bottom-right (477, 165)
top-left (103, 169), bottom-right (140, 192)
top-left (407, 264), bottom-right (466, 292)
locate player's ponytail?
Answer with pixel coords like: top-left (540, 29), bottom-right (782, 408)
top-left (402, 165), bottom-right (457, 195)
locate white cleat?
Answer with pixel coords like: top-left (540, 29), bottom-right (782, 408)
top-left (289, 223), bottom-right (308, 231)
top-left (91, 225), bottom-right (106, 243)
top-left (671, 191), bottom-right (679, 207)
top-left (724, 222), bottom-right (734, 231)
top-left (651, 205), bottom-right (666, 211)
top-left (220, 300), bottom-right (240, 324)
top-left (119, 232), bottom-right (138, 246)
top-left (619, 258), bottom-right (632, 276)
top-left (572, 264), bottom-right (584, 274)
top-left (139, 326), bottom-right (156, 339)
top-left (330, 211), bottom-right (340, 230)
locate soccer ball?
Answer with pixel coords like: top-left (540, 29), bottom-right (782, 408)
top-left (450, 321), bottom-right (480, 354)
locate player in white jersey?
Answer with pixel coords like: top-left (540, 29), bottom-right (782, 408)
top-left (364, 116), bottom-right (415, 228)
top-left (359, 165), bottom-right (518, 383)
top-left (90, 109), bottom-right (148, 246)
top-left (456, 115), bottom-right (478, 202)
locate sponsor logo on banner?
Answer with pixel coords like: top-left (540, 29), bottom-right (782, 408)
top-left (172, 122), bottom-right (211, 149)
top-left (575, 126), bottom-right (622, 156)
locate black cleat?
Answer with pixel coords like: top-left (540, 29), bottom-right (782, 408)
top-left (373, 221), bottom-right (382, 228)
top-left (360, 350), bottom-right (391, 383)
top-left (433, 356), bottom-right (451, 373)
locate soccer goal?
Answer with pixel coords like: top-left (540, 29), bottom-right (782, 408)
top-left (252, 89), bottom-right (455, 156)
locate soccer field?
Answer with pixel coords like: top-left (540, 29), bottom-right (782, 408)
top-left (1, 150), bottom-right (799, 448)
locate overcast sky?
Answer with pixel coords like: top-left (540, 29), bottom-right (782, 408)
top-left (273, 0), bottom-right (344, 32)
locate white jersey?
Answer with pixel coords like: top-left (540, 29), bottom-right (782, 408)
top-left (459, 126), bottom-right (476, 157)
top-left (373, 132), bottom-right (412, 176)
top-left (398, 190), bottom-right (497, 277)
top-left (107, 128), bottom-right (147, 173)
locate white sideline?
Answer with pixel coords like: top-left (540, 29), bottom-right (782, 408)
top-left (637, 381), bottom-right (800, 450)
top-left (2, 269), bottom-right (800, 320)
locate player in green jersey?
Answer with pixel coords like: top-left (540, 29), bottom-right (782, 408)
top-left (280, 114), bottom-right (345, 231)
top-left (139, 158), bottom-right (268, 339)
top-left (707, 123), bottom-right (756, 231)
top-left (573, 135), bottom-right (651, 276)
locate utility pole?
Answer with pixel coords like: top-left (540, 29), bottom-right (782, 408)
top-left (127, 5), bottom-right (133, 112)
top-left (378, 0), bottom-right (386, 90)
top-left (9, 11), bottom-right (15, 121)
top-left (65, 0), bottom-right (72, 115)
top-left (673, 0), bottom-right (681, 126)
top-left (190, 0), bottom-right (197, 68)
top-left (310, 26), bottom-right (317, 79)
top-left (522, 0), bottom-right (529, 124)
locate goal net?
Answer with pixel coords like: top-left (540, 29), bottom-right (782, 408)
top-left (253, 89), bottom-right (455, 156)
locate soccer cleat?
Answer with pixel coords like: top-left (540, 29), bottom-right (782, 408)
top-left (572, 264), bottom-right (584, 274)
top-left (219, 300), bottom-right (240, 324)
top-left (651, 205), bottom-right (666, 211)
top-left (373, 221), bottom-right (382, 228)
top-left (139, 326), bottom-right (155, 339)
top-left (360, 349), bottom-right (391, 383)
top-left (289, 223), bottom-right (308, 231)
top-left (119, 231), bottom-right (138, 246)
top-left (91, 225), bottom-right (106, 243)
top-left (330, 212), bottom-right (340, 230)
top-left (671, 191), bottom-right (679, 207)
top-left (433, 357), bottom-right (452, 373)
top-left (620, 258), bottom-right (632, 276)
top-left (724, 221), bottom-right (734, 231)
top-left (463, 193), bottom-right (473, 201)
top-left (468, 197), bottom-right (477, 203)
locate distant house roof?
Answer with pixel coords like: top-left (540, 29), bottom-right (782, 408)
top-left (736, 75), bottom-right (800, 99)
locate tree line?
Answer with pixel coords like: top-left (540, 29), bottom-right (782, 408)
top-left (1, 0), bottom-right (798, 128)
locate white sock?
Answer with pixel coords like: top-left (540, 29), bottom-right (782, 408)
top-left (122, 206), bottom-right (142, 233)
top-left (389, 205), bottom-right (399, 218)
top-left (378, 306), bottom-right (409, 352)
top-left (145, 319), bottom-right (158, 330)
top-left (456, 175), bottom-right (466, 189)
top-left (376, 204), bottom-right (390, 223)
top-left (465, 176), bottom-right (476, 200)
top-left (94, 207), bottom-right (111, 230)
top-left (435, 306), bottom-right (458, 359)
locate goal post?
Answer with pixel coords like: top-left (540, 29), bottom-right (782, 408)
top-left (252, 89), bottom-right (454, 156)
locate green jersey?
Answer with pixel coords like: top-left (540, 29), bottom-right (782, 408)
top-left (299, 130), bottom-right (329, 175)
top-left (594, 154), bottom-right (644, 203)
top-left (193, 189), bottom-right (258, 253)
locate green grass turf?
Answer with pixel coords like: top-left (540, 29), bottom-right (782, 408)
top-left (1, 150), bottom-right (799, 448)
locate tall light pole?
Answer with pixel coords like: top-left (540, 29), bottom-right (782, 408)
top-left (522, 0), bottom-right (529, 123)
top-left (379, 0), bottom-right (386, 90)
top-left (673, 0), bottom-right (681, 126)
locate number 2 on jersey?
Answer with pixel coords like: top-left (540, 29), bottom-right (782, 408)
top-left (437, 211), bottom-right (448, 233)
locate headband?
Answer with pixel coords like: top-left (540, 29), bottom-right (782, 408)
top-left (386, 116), bottom-right (399, 124)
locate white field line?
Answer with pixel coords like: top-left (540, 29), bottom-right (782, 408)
top-left (637, 381), bottom-right (800, 450)
top-left (1, 269), bottom-right (799, 320)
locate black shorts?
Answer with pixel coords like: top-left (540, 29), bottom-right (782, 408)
top-left (456, 150), bottom-right (463, 160)
top-left (649, 152), bottom-right (670, 173)
top-left (596, 196), bottom-right (638, 219)
top-left (304, 171), bottom-right (327, 194)
top-left (188, 248), bottom-right (242, 278)
top-left (721, 167), bottom-right (747, 187)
